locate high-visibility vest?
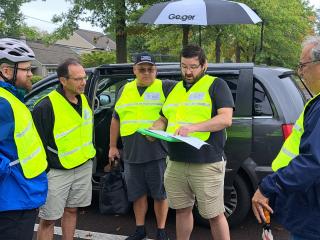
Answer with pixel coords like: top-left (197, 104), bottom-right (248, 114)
top-left (115, 79), bottom-right (165, 136)
top-left (162, 75), bottom-right (215, 141)
top-left (0, 87), bottom-right (47, 178)
top-left (48, 90), bottom-right (96, 169)
top-left (272, 93), bottom-right (320, 171)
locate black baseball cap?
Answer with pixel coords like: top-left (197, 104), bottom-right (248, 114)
top-left (134, 52), bottom-right (155, 65)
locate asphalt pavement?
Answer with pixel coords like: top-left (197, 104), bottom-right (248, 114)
top-left (33, 192), bottom-right (289, 240)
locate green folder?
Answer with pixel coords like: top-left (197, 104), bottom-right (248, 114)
top-left (137, 129), bottom-right (181, 142)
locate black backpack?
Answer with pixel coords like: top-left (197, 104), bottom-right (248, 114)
top-left (99, 165), bottom-right (131, 215)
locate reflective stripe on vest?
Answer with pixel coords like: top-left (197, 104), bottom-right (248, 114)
top-left (115, 79), bottom-right (165, 136)
top-left (0, 87), bottom-right (47, 178)
top-left (162, 75), bottom-right (215, 141)
top-left (48, 90), bottom-right (96, 169)
top-left (272, 93), bottom-right (320, 171)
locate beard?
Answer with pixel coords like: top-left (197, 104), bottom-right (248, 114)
top-left (182, 70), bottom-right (206, 87)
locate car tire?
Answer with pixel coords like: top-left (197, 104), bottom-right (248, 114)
top-left (193, 174), bottom-right (251, 228)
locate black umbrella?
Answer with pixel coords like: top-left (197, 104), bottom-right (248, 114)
top-left (139, 0), bottom-right (262, 46)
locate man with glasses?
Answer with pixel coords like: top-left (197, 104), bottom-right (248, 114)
top-left (0, 38), bottom-right (48, 240)
top-left (108, 53), bottom-right (175, 240)
top-left (151, 45), bottom-right (234, 240)
top-left (252, 36), bottom-right (320, 240)
top-left (33, 58), bottom-right (96, 240)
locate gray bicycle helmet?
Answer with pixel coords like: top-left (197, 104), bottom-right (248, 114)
top-left (0, 38), bottom-right (35, 63)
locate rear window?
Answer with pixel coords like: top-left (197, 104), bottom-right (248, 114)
top-left (291, 75), bottom-right (312, 100)
top-left (254, 81), bottom-right (273, 116)
top-left (282, 76), bottom-right (306, 109)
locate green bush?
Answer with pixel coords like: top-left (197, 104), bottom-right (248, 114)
top-left (31, 75), bottom-right (43, 84)
top-left (80, 51), bottom-right (116, 67)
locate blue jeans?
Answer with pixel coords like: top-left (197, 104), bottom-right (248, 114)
top-left (290, 234), bottom-right (311, 240)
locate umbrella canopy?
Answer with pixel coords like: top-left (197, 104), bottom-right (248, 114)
top-left (139, 0), bottom-right (262, 26)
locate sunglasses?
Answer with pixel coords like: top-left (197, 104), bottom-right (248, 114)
top-left (136, 67), bottom-right (156, 74)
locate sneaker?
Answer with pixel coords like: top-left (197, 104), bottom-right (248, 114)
top-left (156, 229), bottom-right (170, 240)
top-left (125, 229), bottom-right (147, 240)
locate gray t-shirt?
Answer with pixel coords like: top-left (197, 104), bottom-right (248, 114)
top-left (113, 79), bottom-right (177, 164)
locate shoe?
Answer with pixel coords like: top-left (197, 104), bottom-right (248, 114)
top-left (125, 229), bottom-right (147, 240)
top-left (156, 229), bottom-right (170, 240)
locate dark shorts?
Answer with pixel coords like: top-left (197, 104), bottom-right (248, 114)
top-left (124, 159), bottom-right (167, 202)
top-left (0, 209), bottom-right (37, 240)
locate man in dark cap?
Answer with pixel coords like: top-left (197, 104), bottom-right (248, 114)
top-left (108, 52), bottom-right (175, 240)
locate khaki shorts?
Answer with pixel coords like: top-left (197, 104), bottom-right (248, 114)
top-left (39, 160), bottom-right (93, 220)
top-left (164, 159), bottom-right (226, 219)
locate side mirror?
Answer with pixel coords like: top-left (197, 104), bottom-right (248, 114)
top-left (99, 94), bottom-right (112, 106)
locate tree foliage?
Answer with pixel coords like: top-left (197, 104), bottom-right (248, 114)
top-left (0, 0), bottom-right (31, 37)
top-left (48, 0), bottom-right (168, 63)
top-left (139, 0), bottom-right (316, 68)
top-left (2, 0), bottom-right (318, 69)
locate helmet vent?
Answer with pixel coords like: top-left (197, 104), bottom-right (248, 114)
top-left (17, 47), bottom-right (29, 53)
top-left (8, 51), bottom-right (22, 56)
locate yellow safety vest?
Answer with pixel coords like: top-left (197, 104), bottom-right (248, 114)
top-left (162, 75), bottom-right (215, 141)
top-left (115, 79), bottom-right (165, 136)
top-left (0, 87), bottom-right (47, 178)
top-left (48, 90), bottom-right (96, 169)
top-left (272, 93), bottom-right (320, 171)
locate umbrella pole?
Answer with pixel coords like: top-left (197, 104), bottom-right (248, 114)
top-left (199, 25), bottom-right (202, 47)
top-left (260, 20), bottom-right (264, 51)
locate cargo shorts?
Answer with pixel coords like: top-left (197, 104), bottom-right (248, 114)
top-left (39, 160), bottom-right (93, 220)
top-left (164, 159), bottom-right (226, 219)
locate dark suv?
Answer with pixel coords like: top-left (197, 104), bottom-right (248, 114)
top-left (25, 62), bottom-right (309, 227)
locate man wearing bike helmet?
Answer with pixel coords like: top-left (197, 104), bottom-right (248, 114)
top-left (0, 38), bottom-right (48, 240)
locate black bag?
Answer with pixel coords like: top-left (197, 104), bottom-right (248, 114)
top-left (99, 169), bottom-right (130, 215)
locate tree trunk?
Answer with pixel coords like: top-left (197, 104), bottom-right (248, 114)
top-left (115, 0), bottom-right (127, 63)
top-left (251, 45), bottom-right (257, 62)
top-left (182, 25), bottom-right (190, 47)
top-left (235, 43), bottom-right (241, 63)
top-left (215, 34), bottom-right (221, 63)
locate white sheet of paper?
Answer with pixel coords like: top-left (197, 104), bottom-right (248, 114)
top-left (171, 134), bottom-right (209, 149)
top-left (147, 130), bottom-right (208, 149)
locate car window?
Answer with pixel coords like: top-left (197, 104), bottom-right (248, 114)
top-left (94, 77), bottom-right (130, 114)
top-left (25, 83), bottom-right (58, 111)
top-left (253, 81), bottom-right (273, 116)
top-left (220, 75), bottom-right (238, 103)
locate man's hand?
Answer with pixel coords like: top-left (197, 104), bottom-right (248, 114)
top-left (252, 189), bottom-right (273, 224)
top-left (108, 146), bottom-right (120, 165)
top-left (174, 124), bottom-right (196, 137)
top-left (146, 116), bottom-right (168, 142)
top-left (146, 126), bottom-right (157, 142)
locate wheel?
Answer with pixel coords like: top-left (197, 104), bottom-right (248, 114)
top-left (194, 174), bottom-right (251, 227)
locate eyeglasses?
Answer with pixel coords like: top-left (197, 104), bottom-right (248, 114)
top-left (66, 75), bottom-right (88, 81)
top-left (8, 66), bottom-right (32, 73)
top-left (136, 67), bottom-right (156, 74)
top-left (297, 60), bottom-right (320, 71)
top-left (181, 64), bottom-right (201, 72)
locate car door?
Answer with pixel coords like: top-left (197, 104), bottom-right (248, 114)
top-left (87, 67), bottom-right (135, 182)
